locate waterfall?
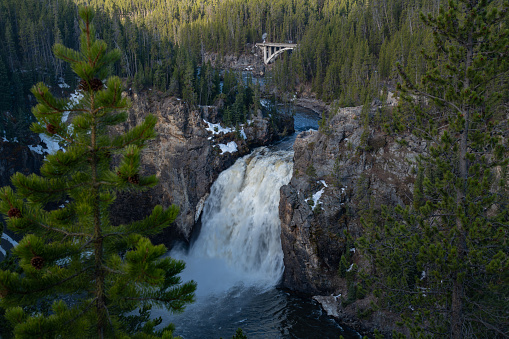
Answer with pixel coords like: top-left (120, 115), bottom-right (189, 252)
top-left (171, 147), bottom-right (293, 294)
top-left (158, 111), bottom-right (354, 339)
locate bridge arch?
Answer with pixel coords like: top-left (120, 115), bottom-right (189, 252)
top-left (255, 43), bottom-right (297, 65)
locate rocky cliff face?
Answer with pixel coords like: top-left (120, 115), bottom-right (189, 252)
top-left (110, 90), bottom-right (292, 244)
top-left (279, 105), bottom-right (426, 334)
top-left (279, 105), bottom-right (424, 295)
top-left (0, 141), bottom-right (43, 188)
top-left (204, 49), bottom-right (265, 76)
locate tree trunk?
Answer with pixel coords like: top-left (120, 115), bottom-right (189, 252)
top-left (451, 19), bottom-right (474, 339)
top-left (91, 94), bottom-right (106, 338)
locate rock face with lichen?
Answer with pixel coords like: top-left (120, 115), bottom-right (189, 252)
top-left (279, 105), bottom-right (424, 294)
top-left (110, 90), bottom-right (292, 244)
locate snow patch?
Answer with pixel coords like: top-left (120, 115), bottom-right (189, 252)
top-left (346, 263), bottom-right (354, 272)
top-left (306, 180), bottom-right (328, 208)
top-left (28, 144), bottom-right (45, 155)
top-left (218, 141), bottom-right (238, 154)
top-left (2, 136), bottom-right (18, 143)
top-left (58, 77), bottom-right (70, 88)
top-left (39, 134), bottom-right (63, 155)
top-left (240, 128), bottom-right (247, 140)
top-left (63, 90), bottom-right (83, 123)
top-left (260, 99), bottom-right (271, 109)
top-left (203, 119), bottom-right (234, 135)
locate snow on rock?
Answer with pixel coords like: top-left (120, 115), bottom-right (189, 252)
top-left (63, 90), bottom-right (83, 123)
top-left (58, 77), bottom-right (70, 89)
top-left (203, 119), bottom-right (234, 135)
top-left (28, 145), bottom-right (45, 155)
top-left (2, 136), bottom-right (18, 143)
top-left (39, 134), bottom-right (64, 155)
top-left (218, 141), bottom-right (238, 154)
top-left (346, 263), bottom-right (354, 272)
top-left (260, 99), bottom-right (271, 109)
top-left (240, 128), bottom-right (247, 140)
top-left (306, 180), bottom-right (328, 208)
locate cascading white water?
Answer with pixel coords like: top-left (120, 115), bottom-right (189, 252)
top-left (159, 109), bottom-right (356, 339)
top-left (170, 147), bottom-right (293, 294)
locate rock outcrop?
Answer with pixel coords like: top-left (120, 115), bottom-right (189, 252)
top-left (279, 105), bottom-right (425, 332)
top-left (204, 50), bottom-right (265, 76)
top-left (110, 90), bottom-right (292, 244)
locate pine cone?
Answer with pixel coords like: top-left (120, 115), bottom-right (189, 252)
top-left (46, 123), bottom-right (57, 135)
top-left (128, 174), bottom-right (140, 185)
top-left (7, 207), bottom-right (22, 218)
top-left (30, 256), bottom-right (44, 270)
top-left (78, 78), bottom-right (104, 92)
top-left (0, 288), bottom-right (7, 298)
top-left (90, 78), bottom-right (104, 91)
top-left (78, 79), bottom-right (90, 92)
top-left (116, 170), bottom-right (123, 178)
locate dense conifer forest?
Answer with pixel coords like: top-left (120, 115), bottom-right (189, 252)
top-left (0, 0), bottom-right (466, 141)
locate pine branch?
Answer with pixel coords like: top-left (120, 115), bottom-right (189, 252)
top-left (35, 220), bottom-right (91, 239)
top-left (11, 265), bottom-right (93, 296)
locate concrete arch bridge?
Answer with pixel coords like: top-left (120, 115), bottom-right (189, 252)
top-left (255, 42), bottom-right (297, 65)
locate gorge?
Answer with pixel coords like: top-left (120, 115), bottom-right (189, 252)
top-left (0, 90), bottom-right (413, 337)
top-left (154, 108), bottom-right (367, 338)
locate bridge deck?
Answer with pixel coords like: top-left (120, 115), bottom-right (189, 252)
top-left (255, 42), bottom-right (297, 64)
top-left (255, 42), bottom-right (297, 48)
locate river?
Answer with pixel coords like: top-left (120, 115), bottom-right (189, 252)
top-left (157, 106), bottom-right (360, 339)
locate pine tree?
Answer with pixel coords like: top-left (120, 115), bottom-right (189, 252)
top-left (359, 0), bottom-right (509, 337)
top-left (0, 7), bottom-right (196, 338)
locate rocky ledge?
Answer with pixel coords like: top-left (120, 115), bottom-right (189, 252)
top-left (279, 104), bottom-right (425, 334)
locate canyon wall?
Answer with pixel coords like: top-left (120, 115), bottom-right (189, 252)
top-left (279, 105), bottom-right (424, 332)
top-left (110, 90), bottom-right (292, 244)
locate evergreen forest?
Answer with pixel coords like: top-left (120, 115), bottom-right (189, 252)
top-left (1, 0), bottom-right (484, 140)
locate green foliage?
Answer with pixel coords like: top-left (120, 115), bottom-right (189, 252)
top-left (0, 7), bottom-right (195, 338)
top-left (359, 0), bottom-right (509, 337)
top-left (232, 328), bottom-right (248, 339)
top-left (220, 73), bottom-right (262, 127)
